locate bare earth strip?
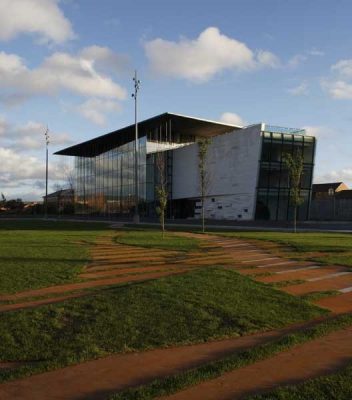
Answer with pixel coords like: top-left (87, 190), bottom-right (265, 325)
top-left (162, 326), bottom-right (352, 400)
top-left (0, 319), bottom-right (328, 400)
top-left (0, 269), bottom-right (189, 310)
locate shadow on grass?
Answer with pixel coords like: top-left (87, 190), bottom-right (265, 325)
top-left (0, 220), bottom-right (109, 231)
top-left (0, 257), bottom-right (90, 263)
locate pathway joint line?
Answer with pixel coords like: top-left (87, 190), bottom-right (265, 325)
top-left (308, 271), bottom-right (352, 282)
top-left (241, 257), bottom-right (279, 263)
top-left (257, 261), bottom-right (297, 268)
top-left (340, 286), bottom-right (352, 293)
top-left (276, 266), bottom-right (321, 274)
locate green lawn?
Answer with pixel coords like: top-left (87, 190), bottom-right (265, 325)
top-left (0, 268), bottom-right (326, 382)
top-left (0, 220), bottom-right (108, 294)
top-left (219, 232), bottom-right (352, 267)
top-left (115, 229), bottom-right (200, 251)
top-left (250, 363), bottom-right (352, 400)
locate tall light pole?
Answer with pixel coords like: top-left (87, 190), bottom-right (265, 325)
top-left (132, 70), bottom-right (141, 223)
top-left (44, 126), bottom-right (50, 219)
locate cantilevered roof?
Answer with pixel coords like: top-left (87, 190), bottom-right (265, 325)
top-left (55, 112), bottom-right (241, 157)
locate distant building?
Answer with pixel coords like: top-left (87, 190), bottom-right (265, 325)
top-left (310, 182), bottom-right (352, 220)
top-left (56, 113), bottom-right (316, 221)
top-left (43, 189), bottom-right (74, 213)
top-left (312, 182), bottom-right (348, 199)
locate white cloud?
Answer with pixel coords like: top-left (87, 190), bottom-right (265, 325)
top-left (331, 59), bottom-right (352, 78)
top-left (257, 50), bottom-right (281, 68)
top-left (144, 27), bottom-right (279, 82)
top-left (303, 125), bottom-right (332, 139)
top-left (308, 48), bottom-right (325, 56)
top-left (0, 0), bottom-right (75, 44)
top-left (0, 117), bottom-right (73, 151)
top-left (0, 47), bottom-right (127, 102)
top-left (288, 54), bottom-right (307, 68)
top-left (0, 136), bottom-right (71, 200)
top-left (0, 148), bottom-right (46, 180)
top-left (314, 168), bottom-right (352, 184)
top-left (288, 82), bottom-right (309, 96)
top-left (219, 112), bottom-right (246, 126)
top-left (79, 45), bottom-right (129, 74)
top-left (322, 80), bottom-right (352, 99)
top-left (77, 98), bottom-right (121, 125)
top-left (322, 59), bottom-right (352, 99)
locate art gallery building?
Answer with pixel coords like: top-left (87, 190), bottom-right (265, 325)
top-left (56, 112), bottom-right (316, 221)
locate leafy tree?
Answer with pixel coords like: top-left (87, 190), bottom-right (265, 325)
top-left (5, 199), bottom-right (24, 211)
top-left (283, 151), bottom-right (304, 233)
top-left (198, 138), bottom-right (211, 233)
top-left (155, 152), bottom-right (168, 237)
top-left (0, 193), bottom-right (6, 208)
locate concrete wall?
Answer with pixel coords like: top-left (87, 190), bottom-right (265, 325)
top-left (172, 125), bottom-right (262, 220)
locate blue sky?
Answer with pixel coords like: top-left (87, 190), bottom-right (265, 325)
top-left (1, 0), bottom-right (352, 199)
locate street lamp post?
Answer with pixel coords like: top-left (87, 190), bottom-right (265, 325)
top-left (44, 127), bottom-right (50, 219)
top-left (132, 70), bottom-right (141, 223)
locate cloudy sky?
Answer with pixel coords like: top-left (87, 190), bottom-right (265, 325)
top-left (1, 0), bottom-right (352, 200)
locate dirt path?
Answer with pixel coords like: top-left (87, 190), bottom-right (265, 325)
top-left (0, 269), bottom-right (191, 312)
top-left (162, 325), bottom-right (352, 400)
top-left (0, 319), bottom-right (328, 400)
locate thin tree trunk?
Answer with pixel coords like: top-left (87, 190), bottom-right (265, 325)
top-left (202, 197), bottom-right (205, 233)
top-left (293, 206), bottom-right (297, 233)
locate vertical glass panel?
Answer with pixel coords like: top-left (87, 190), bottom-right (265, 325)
top-left (267, 189), bottom-right (279, 220)
top-left (255, 190), bottom-right (270, 220)
top-left (277, 189), bottom-right (289, 220)
top-left (303, 138), bottom-right (314, 163)
top-left (270, 141), bottom-right (282, 162)
top-left (268, 163), bottom-right (281, 188)
top-left (261, 141), bottom-right (272, 162)
top-left (257, 132), bottom-right (315, 221)
top-left (73, 135), bottom-right (147, 217)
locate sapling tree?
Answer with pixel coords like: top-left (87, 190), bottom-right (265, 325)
top-left (155, 151), bottom-right (168, 237)
top-left (283, 150), bottom-right (304, 233)
top-left (198, 138), bottom-right (211, 233)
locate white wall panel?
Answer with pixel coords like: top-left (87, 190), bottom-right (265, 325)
top-left (172, 125), bottom-right (262, 220)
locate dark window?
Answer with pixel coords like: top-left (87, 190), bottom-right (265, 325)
top-left (256, 132), bottom-right (315, 221)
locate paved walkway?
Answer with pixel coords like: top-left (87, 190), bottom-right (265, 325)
top-left (198, 234), bottom-right (352, 313)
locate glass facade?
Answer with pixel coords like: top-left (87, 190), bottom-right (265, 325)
top-left (74, 136), bottom-right (174, 217)
top-left (255, 131), bottom-right (315, 221)
top-left (75, 137), bottom-right (147, 216)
